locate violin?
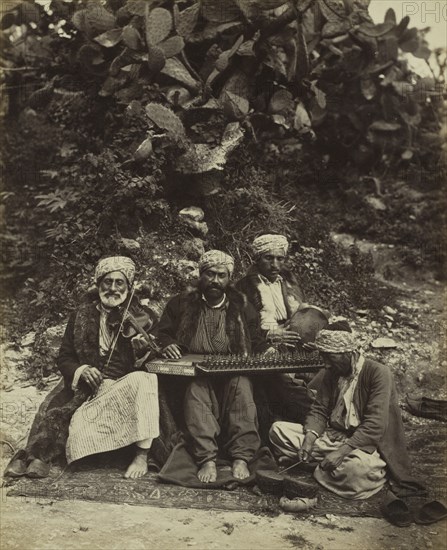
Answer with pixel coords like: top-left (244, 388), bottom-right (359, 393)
top-left (107, 294), bottom-right (161, 354)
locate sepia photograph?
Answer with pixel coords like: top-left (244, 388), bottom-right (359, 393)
top-left (0, 0), bottom-right (446, 548)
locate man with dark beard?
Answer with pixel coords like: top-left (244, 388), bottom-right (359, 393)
top-left (157, 250), bottom-right (268, 483)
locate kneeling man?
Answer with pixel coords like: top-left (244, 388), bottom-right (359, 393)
top-left (270, 330), bottom-right (416, 499)
top-left (157, 250), bottom-right (268, 483)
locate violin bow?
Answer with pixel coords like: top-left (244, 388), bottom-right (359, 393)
top-left (104, 285), bottom-right (136, 370)
top-left (104, 283), bottom-right (161, 368)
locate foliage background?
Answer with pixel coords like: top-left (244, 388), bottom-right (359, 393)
top-left (0, 0), bottom-right (445, 339)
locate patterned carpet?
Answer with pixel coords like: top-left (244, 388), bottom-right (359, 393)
top-left (5, 421), bottom-right (446, 518)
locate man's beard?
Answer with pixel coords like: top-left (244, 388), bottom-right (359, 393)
top-left (99, 289), bottom-right (128, 309)
top-left (202, 284), bottom-right (225, 301)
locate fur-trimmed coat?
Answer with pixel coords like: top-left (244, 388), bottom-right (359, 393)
top-left (236, 266), bottom-right (305, 326)
top-left (21, 293), bottom-right (177, 468)
top-left (57, 293), bottom-right (157, 390)
top-left (156, 285), bottom-right (268, 355)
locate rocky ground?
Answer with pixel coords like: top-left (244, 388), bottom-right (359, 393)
top-left (0, 240), bottom-right (446, 550)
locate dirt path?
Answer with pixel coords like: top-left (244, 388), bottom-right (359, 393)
top-left (1, 489), bottom-right (446, 550)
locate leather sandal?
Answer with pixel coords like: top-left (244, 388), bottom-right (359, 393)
top-left (406, 395), bottom-right (447, 422)
top-left (381, 493), bottom-right (412, 527)
top-left (414, 500), bottom-right (447, 525)
top-left (26, 458), bottom-right (50, 478)
top-left (3, 450), bottom-right (28, 477)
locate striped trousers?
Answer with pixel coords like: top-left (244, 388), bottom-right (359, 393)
top-left (66, 371), bottom-right (159, 463)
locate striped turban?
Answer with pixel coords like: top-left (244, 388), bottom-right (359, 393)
top-left (252, 234), bottom-right (289, 258)
top-left (199, 250), bottom-right (234, 277)
top-left (314, 330), bottom-right (358, 354)
top-left (95, 256), bottom-right (136, 285)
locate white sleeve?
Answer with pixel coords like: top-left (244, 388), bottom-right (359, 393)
top-left (71, 365), bottom-right (90, 390)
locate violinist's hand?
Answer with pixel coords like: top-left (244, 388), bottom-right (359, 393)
top-left (80, 366), bottom-right (103, 392)
top-left (131, 334), bottom-right (151, 354)
top-left (162, 343), bottom-right (183, 359)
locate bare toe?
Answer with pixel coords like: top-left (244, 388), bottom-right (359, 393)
top-left (232, 459), bottom-right (249, 480)
top-left (124, 453), bottom-right (148, 479)
top-left (198, 461), bottom-right (217, 483)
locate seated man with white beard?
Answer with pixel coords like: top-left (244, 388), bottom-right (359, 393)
top-left (4, 256), bottom-right (160, 479)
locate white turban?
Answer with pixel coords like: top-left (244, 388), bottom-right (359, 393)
top-left (252, 234), bottom-right (289, 258)
top-left (199, 250), bottom-right (234, 276)
top-left (95, 256), bottom-right (136, 285)
top-left (314, 330), bottom-right (357, 354)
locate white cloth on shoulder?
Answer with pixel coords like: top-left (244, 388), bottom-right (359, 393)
top-left (257, 274), bottom-right (287, 332)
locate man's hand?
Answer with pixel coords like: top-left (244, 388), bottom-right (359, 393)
top-left (80, 366), bottom-right (103, 392)
top-left (269, 326), bottom-right (302, 346)
top-left (319, 444), bottom-right (352, 471)
top-left (298, 432), bottom-right (317, 462)
top-left (162, 343), bottom-right (183, 359)
top-left (131, 334), bottom-right (152, 354)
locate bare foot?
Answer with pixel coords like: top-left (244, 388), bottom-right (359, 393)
top-left (197, 460), bottom-right (217, 483)
top-left (124, 449), bottom-right (148, 479)
top-left (232, 459), bottom-right (249, 480)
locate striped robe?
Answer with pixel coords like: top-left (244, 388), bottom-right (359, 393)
top-left (66, 371), bottom-right (159, 463)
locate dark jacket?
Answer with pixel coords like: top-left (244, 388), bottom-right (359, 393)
top-left (236, 266), bottom-right (305, 325)
top-left (156, 285), bottom-right (268, 355)
top-left (57, 292), bottom-right (157, 391)
top-left (22, 292), bottom-right (176, 467)
top-left (305, 358), bottom-right (420, 489)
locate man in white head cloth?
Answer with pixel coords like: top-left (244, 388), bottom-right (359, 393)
top-left (237, 234), bottom-right (305, 344)
top-left (237, 233), bottom-right (321, 425)
top-left (4, 256), bottom-right (176, 480)
top-left (157, 250), bottom-right (269, 483)
top-left (58, 256), bottom-right (160, 478)
top-left (269, 330), bottom-right (422, 499)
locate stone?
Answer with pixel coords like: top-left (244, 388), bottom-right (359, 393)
top-left (365, 195), bottom-right (386, 211)
top-left (21, 332), bottom-right (36, 347)
top-left (179, 206), bottom-right (204, 222)
top-left (383, 306), bottom-right (397, 315)
top-left (3, 347), bottom-right (25, 363)
top-left (175, 260), bottom-right (199, 282)
top-left (180, 219), bottom-right (209, 237)
top-left (371, 337), bottom-right (398, 349)
top-left (121, 238), bottom-right (140, 251)
top-left (384, 314), bottom-right (394, 322)
top-left (41, 324), bottom-right (65, 360)
top-left (182, 238), bottom-right (205, 260)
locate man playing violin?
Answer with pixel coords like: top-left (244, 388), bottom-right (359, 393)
top-left (4, 256), bottom-right (160, 480)
top-left (157, 250), bottom-right (269, 483)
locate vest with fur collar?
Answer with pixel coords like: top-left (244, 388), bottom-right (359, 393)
top-left (236, 267), bottom-right (304, 320)
top-left (175, 286), bottom-right (251, 355)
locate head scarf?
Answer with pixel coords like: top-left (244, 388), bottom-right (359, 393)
top-left (314, 330), bottom-right (357, 354)
top-left (199, 250), bottom-right (234, 277)
top-left (95, 256), bottom-right (136, 285)
top-left (252, 234), bottom-right (289, 258)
